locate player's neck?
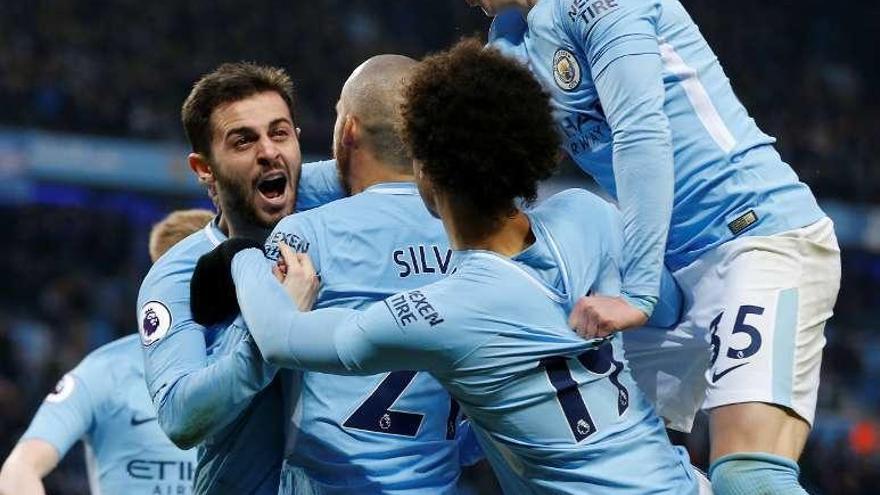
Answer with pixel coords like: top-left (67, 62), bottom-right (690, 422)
top-left (223, 212), bottom-right (270, 243)
top-left (443, 201), bottom-right (534, 256)
top-left (348, 153), bottom-right (413, 194)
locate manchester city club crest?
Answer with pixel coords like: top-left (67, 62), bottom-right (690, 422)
top-left (553, 48), bottom-right (581, 91)
top-left (140, 300), bottom-right (172, 346)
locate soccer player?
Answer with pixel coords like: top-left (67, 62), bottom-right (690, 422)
top-left (461, 1), bottom-right (842, 492)
top-left (137, 63), bottom-right (343, 494)
top-left (205, 41), bottom-right (702, 494)
top-left (0, 209), bottom-right (212, 495)
top-left (258, 55), bottom-right (475, 494)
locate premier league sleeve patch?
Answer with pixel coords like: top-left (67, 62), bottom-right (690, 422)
top-left (140, 301), bottom-right (172, 346)
top-left (46, 374), bottom-right (75, 403)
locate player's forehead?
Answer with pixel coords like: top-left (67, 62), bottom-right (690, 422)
top-left (210, 91), bottom-right (293, 139)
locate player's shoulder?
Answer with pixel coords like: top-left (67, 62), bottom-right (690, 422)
top-left (531, 188), bottom-right (621, 263)
top-left (265, 211), bottom-right (321, 259)
top-left (141, 223), bottom-right (218, 293)
top-left (533, 188), bottom-right (617, 226)
top-left (74, 334), bottom-right (142, 381)
top-left (82, 334), bottom-right (142, 367)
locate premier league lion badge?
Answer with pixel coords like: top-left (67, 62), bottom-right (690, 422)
top-left (46, 374), bottom-right (75, 403)
top-left (553, 48), bottom-right (581, 91)
top-left (140, 301), bottom-right (172, 346)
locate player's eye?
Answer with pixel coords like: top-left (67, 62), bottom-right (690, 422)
top-left (271, 128), bottom-right (291, 140)
top-left (232, 136), bottom-right (252, 149)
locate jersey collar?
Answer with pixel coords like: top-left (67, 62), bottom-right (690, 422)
top-left (203, 215), bottom-right (228, 247)
top-left (454, 214), bottom-right (574, 306)
top-left (363, 182), bottom-right (418, 195)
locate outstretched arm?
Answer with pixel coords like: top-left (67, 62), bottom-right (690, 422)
top-left (230, 245), bottom-right (445, 375)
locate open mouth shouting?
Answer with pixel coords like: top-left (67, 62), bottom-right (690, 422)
top-left (255, 170), bottom-right (290, 212)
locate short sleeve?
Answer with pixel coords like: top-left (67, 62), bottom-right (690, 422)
top-left (20, 358), bottom-right (107, 457)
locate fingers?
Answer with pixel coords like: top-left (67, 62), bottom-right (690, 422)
top-left (570, 297), bottom-right (616, 340)
top-left (297, 251), bottom-right (316, 278)
top-left (277, 242), bottom-right (299, 268)
top-left (272, 264), bottom-right (284, 283)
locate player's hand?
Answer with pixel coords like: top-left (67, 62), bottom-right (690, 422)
top-left (275, 242), bottom-right (319, 311)
top-left (568, 295), bottom-right (648, 339)
top-left (190, 238), bottom-right (264, 326)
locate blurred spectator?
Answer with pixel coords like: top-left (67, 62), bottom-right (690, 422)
top-left (0, 1), bottom-right (873, 200)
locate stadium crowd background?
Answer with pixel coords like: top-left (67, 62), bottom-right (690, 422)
top-left (0, 1), bottom-right (877, 493)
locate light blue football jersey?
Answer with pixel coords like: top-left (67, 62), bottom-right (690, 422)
top-left (232, 189), bottom-right (698, 494)
top-left (489, 0), bottom-right (825, 311)
top-left (137, 160), bottom-right (343, 494)
top-left (264, 182), bottom-right (465, 494)
top-left (21, 334), bottom-right (196, 495)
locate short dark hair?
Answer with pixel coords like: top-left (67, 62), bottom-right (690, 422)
top-left (401, 39), bottom-right (559, 216)
top-left (181, 62), bottom-right (295, 156)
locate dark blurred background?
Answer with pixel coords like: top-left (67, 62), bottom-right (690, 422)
top-left (0, 1), bottom-right (877, 493)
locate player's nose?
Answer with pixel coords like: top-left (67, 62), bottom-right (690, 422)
top-left (255, 134), bottom-right (281, 162)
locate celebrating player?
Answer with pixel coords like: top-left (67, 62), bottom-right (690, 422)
top-left (199, 40), bottom-right (704, 494)
top-left (258, 54), bottom-right (477, 494)
top-left (0, 209), bottom-right (212, 495)
top-left (458, 1), bottom-right (842, 493)
top-left (137, 63), bottom-right (343, 494)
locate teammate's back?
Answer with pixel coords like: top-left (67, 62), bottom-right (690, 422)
top-left (416, 190), bottom-right (696, 493)
top-left (268, 182), bottom-right (464, 494)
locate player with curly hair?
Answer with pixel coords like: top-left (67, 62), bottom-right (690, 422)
top-left (462, 1), bottom-right (842, 493)
top-left (197, 40), bottom-right (705, 494)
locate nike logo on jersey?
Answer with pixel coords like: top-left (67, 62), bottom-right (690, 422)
top-left (131, 415), bottom-right (157, 426)
top-left (711, 362), bottom-right (749, 383)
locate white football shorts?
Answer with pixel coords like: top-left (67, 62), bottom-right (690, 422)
top-left (624, 217), bottom-right (841, 431)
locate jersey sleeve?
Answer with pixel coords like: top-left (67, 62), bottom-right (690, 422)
top-left (230, 249), bottom-right (454, 376)
top-left (138, 264), bottom-right (277, 449)
top-left (564, 0), bottom-right (672, 315)
top-left (296, 160), bottom-right (344, 212)
top-left (19, 355), bottom-right (108, 457)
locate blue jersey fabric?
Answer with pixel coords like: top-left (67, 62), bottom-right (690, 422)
top-left (489, 0), bottom-right (824, 311)
top-left (138, 160), bottom-right (343, 494)
top-left (265, 182), bottom-right (465, 494)
top-left (21, 335), bottom-right (196, 495)
top-left (233, 189), bottom-right (697, 494)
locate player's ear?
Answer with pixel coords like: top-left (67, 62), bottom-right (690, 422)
top-left (342, 115), bottom-right (358, 148)
top-left (189, 152), bottom-right (215, 187)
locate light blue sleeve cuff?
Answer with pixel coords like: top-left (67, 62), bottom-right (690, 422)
top-left (621, 293), bottom-right (657, 318)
